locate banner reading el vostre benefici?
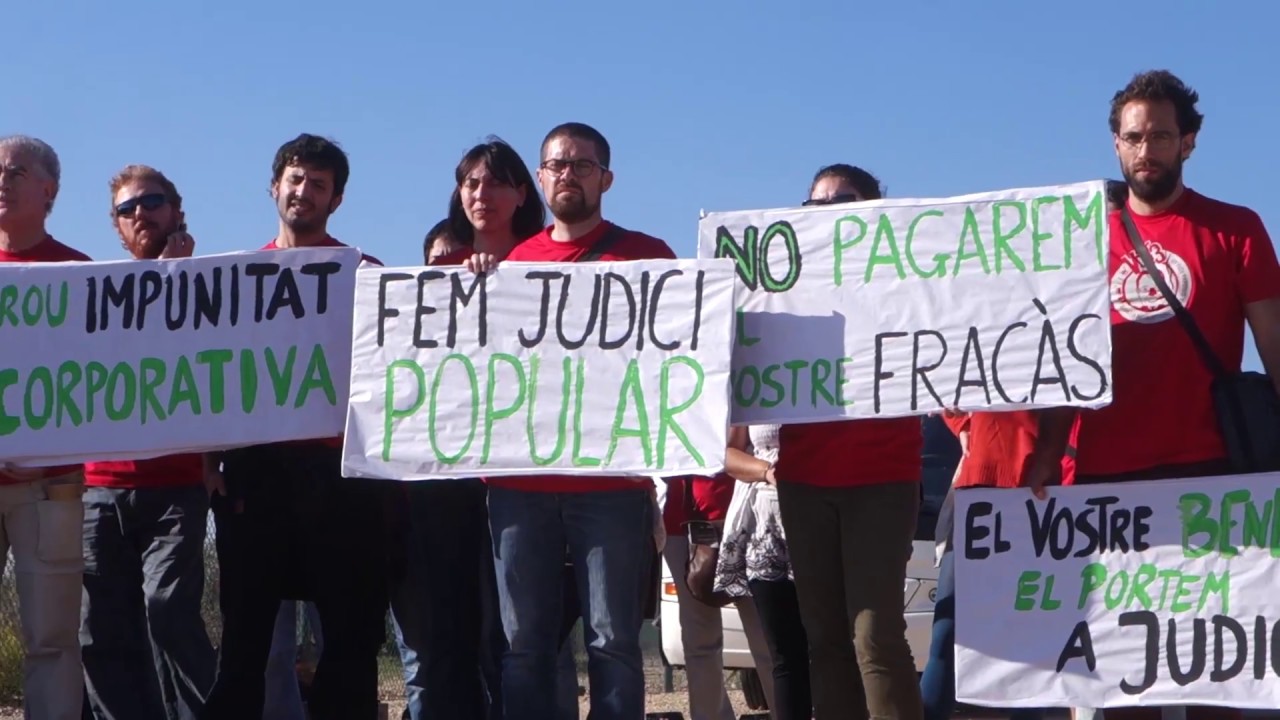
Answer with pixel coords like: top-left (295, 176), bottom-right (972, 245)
top-left (0, 247), bottom-right (361, 465)
top-left (341, 258), bottom-right (736, 480)
top-left (955, 473), bottom-right (1280, 709)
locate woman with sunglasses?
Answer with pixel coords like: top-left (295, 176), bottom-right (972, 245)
top-left (771, 164), bottom-right (925, 720)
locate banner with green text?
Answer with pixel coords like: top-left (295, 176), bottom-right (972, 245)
top-left (954, 474), bottom-right (1280, 709)
top-left (698, 181), bottom-right (1113, 425)
top-left (0, 247), bottom-right (361, 466)
top-left (341, 259), bottom-right (736, 480)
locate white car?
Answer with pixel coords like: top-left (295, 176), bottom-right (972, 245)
top-left (657, 423), bottom-right (956, 710)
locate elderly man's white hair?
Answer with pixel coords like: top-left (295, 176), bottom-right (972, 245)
top-left (0, 134), bottom-right (61, 214)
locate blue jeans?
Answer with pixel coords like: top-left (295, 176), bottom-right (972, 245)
top-left (921, 549), bottom-right (1042, 720)
top-left (80, 485), bottom-right (216, 720)
top-left (390, 480), bottom-right (493, 720)
top-left (263, 601), bottom-right (322, 720)
top-left (488, 486), bottom-right (653, 720)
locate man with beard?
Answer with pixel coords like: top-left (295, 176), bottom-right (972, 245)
top-left (477, 122), bottom-right (674, 720)
top-left (1072, 71), bottom-right (1280, 720)
top-left (79, 165), bottom-right (217, 720)
top-left (0, 134), bottom-right (90, 720)
top-left (201, 134), bottom-right (393, 720)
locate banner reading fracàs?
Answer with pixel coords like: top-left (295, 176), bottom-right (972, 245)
top-left (0, 248), bottom-right (361, 465)
top-left (341, 259), bottom-right (735, 480)
top-left (954, 475), bottom-right (1280, 709)
top-left (698, 180), bottom-right (1113, 424)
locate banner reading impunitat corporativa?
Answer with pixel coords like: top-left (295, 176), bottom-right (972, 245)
top-left (0, 247), bottom-right (362, 465)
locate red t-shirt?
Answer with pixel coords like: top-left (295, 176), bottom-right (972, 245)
top-left (85, 454), bottom-right (204, 489)
top-left (433, 246), bottom-right (475, 266)
top-left (663, 473), bottom-right (735, 535)
top-left (1075, 190), bottom-right (1280, 477)
top-left (487, 221), bottom-right (677, 493)
top-left (0, 236), bottom-right (91, 484)
top-left (776, 417), bottom-right (923, 487)
top-left (943, 411), bottom-right (1080, 489)
top-left (260, 236), bottom-right (382, 449)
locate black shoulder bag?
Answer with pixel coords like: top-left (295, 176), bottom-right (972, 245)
top-left (682, 477), bottom-right (734, 608)
top-left (1119, 206), bottom-right (1280, 473)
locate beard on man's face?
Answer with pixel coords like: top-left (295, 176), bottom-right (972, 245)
top-left (548, 183), bottom-right (598, 224)
top-left (130, 218), bottom-right (178, 259)
top-left (1123, 154), bottom-right (1183, 205)
top-left (279, 195), bottom-right (330, 233)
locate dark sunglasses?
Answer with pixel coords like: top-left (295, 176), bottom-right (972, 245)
top-left (802, 192), bottom-right (863, 207)
top-left (114, 193), bottom-right (168, 217)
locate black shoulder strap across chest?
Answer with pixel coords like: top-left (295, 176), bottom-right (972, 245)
top-left (577, 223), bottom-right (626, 263)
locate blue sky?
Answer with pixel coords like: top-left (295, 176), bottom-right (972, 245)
top-left (9, 1), bottom-right (1278, 368)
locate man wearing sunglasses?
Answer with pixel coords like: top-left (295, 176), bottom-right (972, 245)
top-left (0, 135), bottom-right (92, 720)
top-left (78, 165), bottom-right (218, 720)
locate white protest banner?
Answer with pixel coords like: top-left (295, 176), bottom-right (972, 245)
top-left (697, 181), bottom-right (1113, 425)
top-left (0, 247), bottom-right (361, 465)
top-left (341, 259), bottom-right (736, 480)
top-left (954, 474), bottom-right (1280, 709)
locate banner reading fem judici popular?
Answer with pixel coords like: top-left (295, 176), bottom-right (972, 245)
top-left (341, 259), bottom-right (736, 480)
top-left (698, 180), bottom-right (1114, 424)
top-left (954, 474), bottom-right (1280, 709)
top-left (0, 247), bottom-right (362, 465)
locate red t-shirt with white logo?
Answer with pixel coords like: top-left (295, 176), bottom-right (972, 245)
top-left (776, 418), bottom-right (923, 487)
top-left (260, 236), bottom-right (382, 450)
top-left (486, 221), bottom-right (677, 493)
top-left (1, 237), bottom-right (92, 484)
top-left (1075, 189), bottom-right (1280, 477)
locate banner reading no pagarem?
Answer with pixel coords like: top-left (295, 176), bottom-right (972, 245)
top-left (698, 180), bottom-right (1114, 425)
top-left (341, 259), bottom-right (736, 480)
top-left (0, 247), bottom-right (362, 465)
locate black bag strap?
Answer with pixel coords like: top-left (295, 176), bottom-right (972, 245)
top-left (578, 223), bottom-right (625, 263)
top-left (1118, 205), bottom-right (1230, 380)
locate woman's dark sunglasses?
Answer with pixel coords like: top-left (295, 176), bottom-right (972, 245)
top-left (802, 192), bottom-right (863, 207)
top-left (114, 193), bottom-right (168, 217)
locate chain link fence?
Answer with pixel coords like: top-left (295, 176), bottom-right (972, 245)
top-left (0, 515), bottom-right (701, 712)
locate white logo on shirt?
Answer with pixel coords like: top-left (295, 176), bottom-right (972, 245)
top-left (1110, 240), bottom-right (1194, 324)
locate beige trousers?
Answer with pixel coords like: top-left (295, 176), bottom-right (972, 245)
top-left (0, 477), bottom-right (86, 720)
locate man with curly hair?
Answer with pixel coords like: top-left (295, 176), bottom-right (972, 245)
top-left (1071, 69), bottom-right (1280, 720)
top-left (79, 164), bottom-right (217, 720)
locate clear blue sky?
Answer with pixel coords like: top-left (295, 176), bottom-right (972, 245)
top-left (9, 1), bottom-right (1278, 369)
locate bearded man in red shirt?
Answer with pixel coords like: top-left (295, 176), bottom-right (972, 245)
top-left (1072, 69), bottom-right (1280, 720)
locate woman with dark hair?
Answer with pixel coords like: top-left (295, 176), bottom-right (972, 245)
top-left (771, 163), bottom-right (925, 720)
top-left (436, 136), bottom-right (545, 269)
top-left (388, 140), bottom-right (545, 720)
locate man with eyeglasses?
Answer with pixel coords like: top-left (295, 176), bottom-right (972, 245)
top-left (1071, 70), bottom-right (1280, 720)
top-left (78, 165), bottom-right (219, 720)
top-left (473, 122), bottom-right (675, 720)
top-left (0, 134), bottom-right (91, 720)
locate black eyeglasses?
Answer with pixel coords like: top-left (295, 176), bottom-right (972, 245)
top-left (540, 158), bottom-right (605, 178)
top-left (802, 193), bottom-right (863, 207)
top-left (114, 193), bottom-right (167, 217)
